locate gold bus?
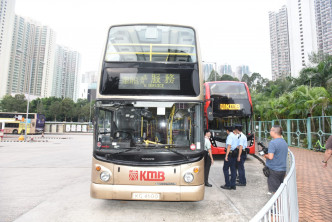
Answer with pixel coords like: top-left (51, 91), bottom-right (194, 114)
top-left (90, 24), bottom-right (205, 201)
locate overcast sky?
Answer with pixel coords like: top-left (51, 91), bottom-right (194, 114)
top-left (15, 0), bottom-right (286, 79)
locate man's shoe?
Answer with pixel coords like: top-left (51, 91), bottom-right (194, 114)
top-left (220, 185), bottom-right (231, 190)
top-left (236, 183), bottom-right (246, 186)
top-left (230, 186), bottom-right (236, 190)
top-left (205, 183), bottom-right (212, 187)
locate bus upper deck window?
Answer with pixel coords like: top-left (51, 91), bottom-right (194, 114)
top-left (105, 25), bottom-right (197, 63)
top-left (145, 27), bottom-right (158, 39)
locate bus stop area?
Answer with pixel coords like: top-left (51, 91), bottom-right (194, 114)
top-left (0, 134), bottom-right (270, 222)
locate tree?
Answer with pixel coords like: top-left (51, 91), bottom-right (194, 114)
top-left (298, 52), bottom-right (332, 88)
top-left (49, 101), bottom-right (61, 121)
top-left (0, 94), bottom-right (27, 112)
top-left (220, 74), bottom-right (239, 81)
top-left (61, 98), bottom-right (75, 121)
top-left (207, 70), bottom-right (221, 82)
top-left (74, 99), bottom-right (89, 122)
top-left (36, 100), bottom-right (45, 114)
top-left (80, 103), bottom-right (91, 122)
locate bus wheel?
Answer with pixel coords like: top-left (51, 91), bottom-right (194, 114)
top-left (21, 130), bottom-right (25, 134)
top-left (12, 129), bottom-right (18, 134)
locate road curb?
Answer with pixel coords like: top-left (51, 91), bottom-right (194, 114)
top-left (0, 140), bottom-right (49, 142)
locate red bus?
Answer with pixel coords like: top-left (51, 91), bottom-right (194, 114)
top-left (204, 81), bottom-right (255, 154)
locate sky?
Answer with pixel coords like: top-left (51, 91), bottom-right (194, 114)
top-left (15, 0), bottom-right (287, 79)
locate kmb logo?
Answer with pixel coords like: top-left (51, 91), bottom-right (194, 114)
top-left (129, 170), bottom-right (165, 181)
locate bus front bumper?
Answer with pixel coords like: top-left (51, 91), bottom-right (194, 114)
top-left (90, 183), bottom-right (205, 201)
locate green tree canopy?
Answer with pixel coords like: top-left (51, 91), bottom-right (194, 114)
top-left (0, 94), bottom-right (27, 112)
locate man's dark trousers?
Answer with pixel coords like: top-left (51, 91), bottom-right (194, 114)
top-left (223, 155), bottom-right (236, 187)
top-left (204, 151), bottom-right (211, 183)
top-left (238, 152), bottom-right (247, 184)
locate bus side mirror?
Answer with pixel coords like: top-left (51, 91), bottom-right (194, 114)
top-left (204, 98), bottom-right (214, 102)
top-left (207, 106), bottom-right (213, 121)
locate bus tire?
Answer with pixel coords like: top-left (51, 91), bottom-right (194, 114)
top-left (12, 129), bottom-right (18, 134)
top-left (21, 130), bottom-right (25, 134)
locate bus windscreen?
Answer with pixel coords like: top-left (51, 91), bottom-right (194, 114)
top-left (209, 82), bottom-right (249, 99)
top-left (209, 82), bottom-right (252, 117)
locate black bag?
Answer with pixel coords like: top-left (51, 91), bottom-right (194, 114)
top-left (263, 166), bottom-right (270, 177)
top-left (231, 149), bottom-right (239, 157)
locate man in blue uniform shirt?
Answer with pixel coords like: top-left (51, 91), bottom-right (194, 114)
top-left (221, 126), bottom-right (238, 190)
top-left (235, 124), bottom-right (247, 186)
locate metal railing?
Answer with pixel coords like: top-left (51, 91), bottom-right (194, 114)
top-left (254, 116), bottom-right (332, 150)
top-left (250, 150), bottom-right (298, 222)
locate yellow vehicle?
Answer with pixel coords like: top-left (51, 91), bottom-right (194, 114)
top-left (0, 120), bottom-right (20, 134)
top-left (91, 24), bottom-right (205, 201)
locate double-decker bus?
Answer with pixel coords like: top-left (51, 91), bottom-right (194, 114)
top-left (91, 24), bottom-right (205, 201)
top-left (0, 112), bottom-right (45, 134)
top-left (204, 81), bottom-right (255, 155)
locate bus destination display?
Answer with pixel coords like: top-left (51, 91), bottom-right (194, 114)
top-left (220, 104), bottom-right (242, 110)
top-left (119, 73), bottom-right (180, 90)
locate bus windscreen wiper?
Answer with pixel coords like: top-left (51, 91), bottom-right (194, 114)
top-left (159, 146), bottom-right (189, 160)
top-left (106, 148), bottom-right (140, 157)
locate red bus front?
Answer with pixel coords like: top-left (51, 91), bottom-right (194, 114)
top-left (204, 81), bottom-right (255, 155)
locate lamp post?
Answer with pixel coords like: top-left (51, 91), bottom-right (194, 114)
top-left (17, 48), bottom-right (33, 141)
top-left (24, 56), bottom-right (33, 141)
top-left (24, 59), bottom-right (44, 141)
top-left (88, 91), bottom-right (92, 125)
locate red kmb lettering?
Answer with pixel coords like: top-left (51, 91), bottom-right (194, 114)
top-left (140, 171), bottom-right (147, 181)
top-left (139, 170), bottom-right (165, 181)
top-left (158, 171), bottom-right (165, 181)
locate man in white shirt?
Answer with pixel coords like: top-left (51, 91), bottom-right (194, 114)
top-left (204, 129), bottom-right (214, 187)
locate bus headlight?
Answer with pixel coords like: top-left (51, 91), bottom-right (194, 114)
top-left (183, 172), bottom-right (194, 183)
top-left (100, 171), bottom-right (110, 182)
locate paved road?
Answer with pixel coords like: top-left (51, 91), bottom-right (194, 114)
top-left (0, 135), bottom-right (270, 222)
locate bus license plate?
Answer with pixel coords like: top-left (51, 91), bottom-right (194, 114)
top-left (132, 193), bottom-right (160, 200)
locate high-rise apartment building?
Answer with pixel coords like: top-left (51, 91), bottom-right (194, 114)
top-left (315, 0), bottom-right (332, 55)
top-left (219, 64), bottom-right (233, 76)
top-left (52, 45), bottom-right (81, 100)
top-left (287, 0), bottom-right (318, 77)
top-left (81, 71), bottom-right (97, 84)
top-left (235, 65), bottom-right (251, 80)
top-left (78, 71), bottom-right (97, 101)
top-left (0, 0), bottom-right (15, 98)
top-left (269, 6), bottom-right (291, 80)
top-left (203, 63), bottom-right (217, 81)
top-left (6, 15), bottom-right (56, 98)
